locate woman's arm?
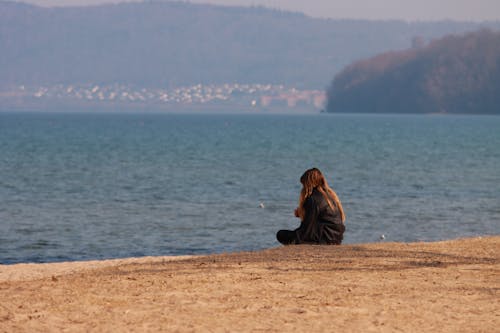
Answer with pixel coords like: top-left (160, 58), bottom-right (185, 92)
top-left (296, 196), bottom-right (320, 240)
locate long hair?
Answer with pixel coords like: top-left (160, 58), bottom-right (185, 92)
top-left (296, 168), bottom-right (345, 222)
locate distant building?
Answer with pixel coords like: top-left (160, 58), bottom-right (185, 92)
top-left (260, 90), bottom-right (325, 109)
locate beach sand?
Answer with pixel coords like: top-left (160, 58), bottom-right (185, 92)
top-left (1, 236), bottom-right (498, 332)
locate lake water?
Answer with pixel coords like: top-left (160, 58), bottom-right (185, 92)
top-left (0, 112), bottom-right (499, 264)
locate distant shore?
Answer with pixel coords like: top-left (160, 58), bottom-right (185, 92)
top-left (1, 236), bottom-right (499, 332)
top-left (0, 101), bottom-right (320, 114)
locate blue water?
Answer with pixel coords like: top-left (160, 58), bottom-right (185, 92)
top-left (1, 112), bottom-right (499, 264)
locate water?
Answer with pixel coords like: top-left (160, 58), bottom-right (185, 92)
top-left (1, 112), bottom-right (499, 264)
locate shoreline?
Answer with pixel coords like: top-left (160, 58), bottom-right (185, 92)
top-left (0, 255), bottom-right (199, 283)
top-left (0, 235), bottom-right (495, 281)
top-left (1, 236), bottom-right (498, 332)
top-left (0, 235), bottom-right (497, 281)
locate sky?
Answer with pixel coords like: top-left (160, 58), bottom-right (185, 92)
top-left (12, 0), bottom-right (500, 22)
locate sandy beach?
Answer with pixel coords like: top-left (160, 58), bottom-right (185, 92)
top-left (1, 236), bottom-right (498, 332)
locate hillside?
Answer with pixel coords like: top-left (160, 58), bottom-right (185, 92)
top-left (326, 29), bottom-right (500, 114)
top-left (1, 1), bottom-right (499, 90)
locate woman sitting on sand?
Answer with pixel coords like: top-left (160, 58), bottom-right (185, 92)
top-left (277, 168), bottom-right (345, 245)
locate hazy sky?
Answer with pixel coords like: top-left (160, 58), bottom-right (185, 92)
top-left (14, 0), bottom-right (500, 21)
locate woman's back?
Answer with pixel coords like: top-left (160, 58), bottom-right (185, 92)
top-left (277, 168), bottom-right (345, 246)
top-left (296, 188), bottom-right (344, 244)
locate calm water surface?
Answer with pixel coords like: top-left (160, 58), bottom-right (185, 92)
top-left (0, 113), bottom-right (499, 263)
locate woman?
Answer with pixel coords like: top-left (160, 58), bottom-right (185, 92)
top-left (277, 168), bottom-right (346, 245)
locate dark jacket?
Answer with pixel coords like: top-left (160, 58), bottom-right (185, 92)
top-left (295, 188), bottom-right (345, 244)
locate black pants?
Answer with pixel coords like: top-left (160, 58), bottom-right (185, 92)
top-left (277, 226), bottom-right (344, 245)
top-left (276, 229), bottom-right (298, 245)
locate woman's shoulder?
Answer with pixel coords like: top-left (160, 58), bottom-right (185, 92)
top-left (308, 188), bottom-right (324, 204)
top-left (311, 188), bottom-right (335, 207)
top-left (311, 188), bottom-right (324, 199)
top-left (303, 191), bottom-right (319, 206)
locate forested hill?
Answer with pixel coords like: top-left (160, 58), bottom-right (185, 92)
top-left (1, 1), bottom-right (500, 90)
top-left (326, 30), bottom-right (500, 114)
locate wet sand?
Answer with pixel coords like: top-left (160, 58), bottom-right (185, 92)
top-left (1, 236), bottom-right (498, 332)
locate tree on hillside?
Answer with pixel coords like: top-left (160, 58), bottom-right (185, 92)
top-left (326, 29), bottom-right (500, 114)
